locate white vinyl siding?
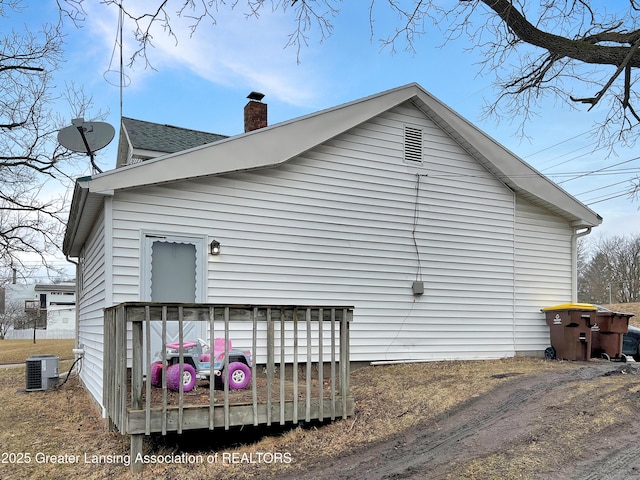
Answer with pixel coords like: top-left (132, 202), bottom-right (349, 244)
top-left (77, 209), bottom-right (107, 409)
top-left (109, 102), bottom-right (517, 362)
top-left (514, 197), bottom-right (573, 353)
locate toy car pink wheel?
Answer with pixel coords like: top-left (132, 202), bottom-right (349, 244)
top-left (150, 361), bottom-right (163, 387)
top-left (166, 364), bottom-right (197, 392)
top-left (225, 362), bottom-right (251, 390)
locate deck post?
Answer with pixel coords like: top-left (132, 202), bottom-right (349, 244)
top-left (131, 434), bottom-right (144, 473)
top-left (116, 305), bottom-right (127, 432)
top-left (103, 308), bottom-right (115, 432)
top-left (208, 306), bottom-right (216, 430)
top-left (318, 308), bottom-right (324, 420)
top-left (292, 307), bottom-right (298, 424)
top-left (161, 306), bottom-right (168, 435)
top-left (130, 316), bottom-right (144, 473)
top-left (252, 307), bottom-right (258, 426)
top-left (279, 312), bottom-right (286, 425)
top-left (330, 308), bottom-right (337, 420)
top-left (223, 307), bottom-right (230, 430)
top-left (305, 308), bottom-right (312, 423)
top-left (177, 307), bottom-right (185, 435)
top-left (144, 306), bottom-right (152, 435)
top-left (266, 308), bottom-right (274, 426)
top-left (340, 308), bottom-right (349, 418)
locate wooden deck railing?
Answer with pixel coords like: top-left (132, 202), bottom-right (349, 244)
top-left (103, 302), bottom-right (354, 472)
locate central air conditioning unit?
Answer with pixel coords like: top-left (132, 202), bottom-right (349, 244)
top-left (25, 354), bottom-right (59, 391)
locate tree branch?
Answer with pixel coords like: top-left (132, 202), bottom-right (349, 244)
top-left (478, 0), bottom-right (640, 67)
top-left (570, 36), bottom-right (640, 108)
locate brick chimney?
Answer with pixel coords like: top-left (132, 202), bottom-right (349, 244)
top-left (244, 92), bottom-right (267, 132)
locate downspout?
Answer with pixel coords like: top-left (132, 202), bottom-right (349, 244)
top-left (511, 189), bottom-right (516, 355)
top-left (571, 226), bottom-right (592, 302)
top-left (65, 255), bottom-right (85, 378)
top-left (65, 255), bottom-right (80, 347)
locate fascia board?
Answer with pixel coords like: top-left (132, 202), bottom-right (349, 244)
top-left (62, 181), bottom-right (90, 256)
top-left (86, 84), bottom-right (424, 194)
top-left (63, 179), bottom-right (109, 257)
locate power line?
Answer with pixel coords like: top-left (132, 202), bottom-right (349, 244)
top-left (556, 156), bottom-right (640, 184)
top-left (575, 179), bottom-right (631, 197)
top-left (585, 190), bottom-right (633, 206)
top-left (427, 165), bottom-right (638, 180)
top-left (523, 127), bottom-right (599, 162)
top-left (581, 185), bottom-right (632, 204)
top-left (549, 168), bottom-right (639, 179)
top-left (540, 149), bottom-right (595, 172)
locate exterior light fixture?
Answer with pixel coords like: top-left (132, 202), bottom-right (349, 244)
top-left (210, 239), bottom-right (221, 255)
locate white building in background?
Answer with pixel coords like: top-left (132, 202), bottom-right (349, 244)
top-left (2, 282), bottom-right (76, 340)
top-left (34, 283), bottom-right (76, 338)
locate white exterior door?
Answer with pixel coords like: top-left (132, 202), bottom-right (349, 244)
top-left (141, 232), bottom-right (207, 360)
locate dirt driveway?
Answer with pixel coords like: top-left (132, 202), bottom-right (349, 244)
top-left (276, 361), bottom-right (640, 480)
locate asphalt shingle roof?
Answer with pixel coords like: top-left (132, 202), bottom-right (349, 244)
top-left (122, 117), bottom-right (227, 153)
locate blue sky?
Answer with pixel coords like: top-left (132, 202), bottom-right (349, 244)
top-left (8, 1), bottom-right (640, 276)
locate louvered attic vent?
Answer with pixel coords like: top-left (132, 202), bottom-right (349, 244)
top-left (404, 125), bottom-right (423, 164)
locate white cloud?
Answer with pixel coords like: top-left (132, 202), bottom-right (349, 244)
top-left (82, 2), bottom-right (326, 107)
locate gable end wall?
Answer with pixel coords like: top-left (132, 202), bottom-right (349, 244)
top-left (106, 102), bottom-right (527, 363)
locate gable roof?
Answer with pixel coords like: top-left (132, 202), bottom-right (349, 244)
top-left (115, 117), bottom-right (228, 168)
top-left (63, 83), bottom-right (601, 257)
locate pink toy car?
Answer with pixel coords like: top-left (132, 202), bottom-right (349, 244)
top-left (150, 338), bottom-right (252, 392)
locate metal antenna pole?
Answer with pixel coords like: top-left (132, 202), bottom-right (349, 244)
top-left (75, 125), bottom-right (103, 174)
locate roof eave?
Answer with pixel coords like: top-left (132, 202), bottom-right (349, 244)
top-left (76, 82), bottom-right (600, 229)
top-left (85, 84), bottom-right (426, 194)
top-left (63, 179), bottom-right (108, 257)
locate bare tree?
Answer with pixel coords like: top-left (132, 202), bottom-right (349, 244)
top-left (63, 1), bottom-right (640, 148)
top-left (0, 295), bottom-right (28, 339)
top-left (578, 234), bottom-right (640, 304)
top-left (1, 2), bottom-right (101, 279)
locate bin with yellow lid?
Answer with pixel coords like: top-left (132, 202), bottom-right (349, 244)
top-left (541, 303), bottom-right (597, 361)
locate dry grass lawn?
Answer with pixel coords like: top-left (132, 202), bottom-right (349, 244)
top-left (0, 338), bottom-right (75, 365)
top-left (1, 304), bottom-right (639, 479)
top-left (0, 349), bottom-right (623, 480)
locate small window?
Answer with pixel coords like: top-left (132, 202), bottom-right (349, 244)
top-left (404, 125), bottom-right (423, 164)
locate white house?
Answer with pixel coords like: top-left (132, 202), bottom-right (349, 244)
top-left (33, 283), bottom-right (76, 338)
top-left (63, 83), bottom-right (601, 411)
top-left (1, 283), bottom-right (76, 339)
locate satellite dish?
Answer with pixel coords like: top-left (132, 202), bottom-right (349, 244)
top-left (58, 118), bottom-right (115, 173)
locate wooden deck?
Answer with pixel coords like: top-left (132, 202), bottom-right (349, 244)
top-left (103, 303), bottom-right (354, 472)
